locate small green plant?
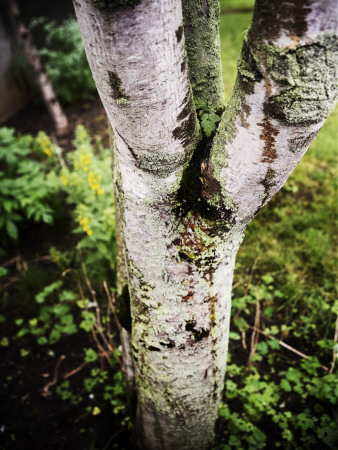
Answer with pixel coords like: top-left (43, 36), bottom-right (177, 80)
top-left (217, 352), bottom-right (338, 449)
top-left (12, 253), bottom-right (129, 426)
top-left (195, 100), bottom-right (221, 137)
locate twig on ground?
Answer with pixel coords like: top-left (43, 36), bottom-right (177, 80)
top-left (42, 354), bottom-right (66, 396)
top-left (2, 256), bottom-right (21, 267)
top-left (62, 268), bottom-right (86, 301)
top-left (102, 429), bottom-right (124, 450)
top-left (63, 361), bottom-right (88, 380)
top-left (250, 326), bottom-right (329, 372)
top-left (235, 256), bottom-right (260, 319)
top-left (63, 254), bottom-right (123, 370)
top-left (0, 277), bottom-right (19, 292)
top-left (3, 254), bottom-right (50, 268)
top-left (103, 280), bottom-right (122, 333)
top-left (74, 411), bottom-right (90, 424)
top-left (232, 280), bottom-right (241, 290)
top-left (241, 330), bottom-right (247, 350)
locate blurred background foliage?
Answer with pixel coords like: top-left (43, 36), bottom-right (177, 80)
top-left (0, 0), bottom-right (337, 449)
top-left (30, 17), bottom-right (96, 104)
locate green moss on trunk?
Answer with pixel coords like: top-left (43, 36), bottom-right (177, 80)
top-left (182, 0), bottom-right (225, 114)
top-left (262, 34), bottom-right (338, 126)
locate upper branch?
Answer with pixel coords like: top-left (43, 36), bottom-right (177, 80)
top-left (182, 0), bottom-right (225, 113)
top-left (74, 0), bottom-right (200, 188)
top-left (208, 0), bottom-right (338, 226)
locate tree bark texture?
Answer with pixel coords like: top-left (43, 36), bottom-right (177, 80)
top-left (8, 0), bottom-right (69, 137)
top-left (74, 1), bottom-right (337, 449)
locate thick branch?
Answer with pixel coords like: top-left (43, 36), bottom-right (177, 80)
top-left (182, 0), bottom-right (224, 113)
top-left (209, 0), bottom-right (338, 225)
top-left (74, 0), bottom-right (200, 191)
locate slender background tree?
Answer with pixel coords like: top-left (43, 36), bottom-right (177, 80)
top-left (73, 0), bottom-right (337, 448)
top-left (8, 0), bottom-right (69, 136)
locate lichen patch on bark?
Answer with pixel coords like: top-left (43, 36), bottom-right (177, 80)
top-left (182, 0), bottom-right (225, 113)
top-left (263, 34), bottom-right (338, 126)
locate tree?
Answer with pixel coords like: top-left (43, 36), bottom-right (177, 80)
top-left (73, 0), bottom-right (337, 448)
top-left (7, 0), bottom-right (69, 136)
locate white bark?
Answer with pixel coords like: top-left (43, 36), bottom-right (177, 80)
top-left (219, 84), bottom-right (326, 223)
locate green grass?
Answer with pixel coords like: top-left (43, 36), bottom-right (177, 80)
top-left (220, 12), bottom-right (252, 100)
top-left (220, 0), bottom-right (255, 12)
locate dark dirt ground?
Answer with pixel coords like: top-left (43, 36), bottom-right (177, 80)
top-left (1, 97), bottom-right (131, 450)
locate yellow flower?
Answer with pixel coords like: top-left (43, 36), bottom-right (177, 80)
top-left (98, 188), bottom-right (104, 195)
top-left (87, 229), bottom-right (93, 236)
top-left (61, 175), bottom-right (69, 186)
top-left (80, 153), bottom-right (92, 168)
top-left (37, 132), bottom-right (54, 157)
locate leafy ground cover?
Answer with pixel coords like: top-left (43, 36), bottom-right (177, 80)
top-left (1, 3), bottom-right (337, 449)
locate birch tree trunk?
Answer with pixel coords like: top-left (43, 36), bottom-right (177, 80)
top-left (8, 0), bottom-right (69, 137)
top-left (74, 0), bottom-right (337, 448)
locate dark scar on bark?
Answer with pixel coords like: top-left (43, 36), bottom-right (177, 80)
top-left (107, 70), bottom-right (129, 101)
top-left (254, 167), bottom-right (277, 216)
top-left (258, 116), bottom-right (278, 164)
top-left (148, 346), bottom-right (161, 352)
top-left (177, 98), bottom-right (192, 121)
top-left (185, 321), bottom-right (210, 341)
top-left (175, 25), bottom-right (183, 43)
top-left (91, 0), bottom-right (141, 11)
top-left (172, 112), bottom-right (196, 148)
top-left (160, 340), bottom-right (175, 349)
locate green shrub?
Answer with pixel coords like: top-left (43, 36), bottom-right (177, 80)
top-left (0, 124), bottom-right (115, 281)
top-left (60, 125), bottom-right (116, 281)
top-left (0, 128), bottom-right (61, 242)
